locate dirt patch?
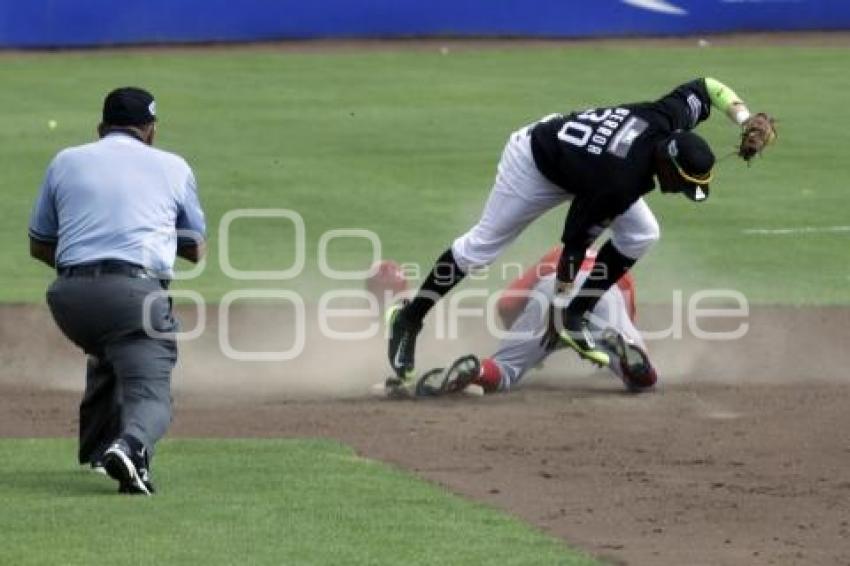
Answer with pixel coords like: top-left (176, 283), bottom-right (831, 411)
top-left (1, 304), bottom-right (849, 565)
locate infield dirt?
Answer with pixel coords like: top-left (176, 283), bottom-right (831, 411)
top-left (2, 304), bottom-right (849, 565)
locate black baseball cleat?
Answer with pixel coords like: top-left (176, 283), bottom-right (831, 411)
top-left (102, 436), bottom-right (155, 496)
top-left (559, 312), bottom-right (610, 368)
top-left (386, 301), bottom-right (422, 381)
top-left (442, 354), bottom-right (481, 394)
top-left (413, 355), bottom-right (481, 398)
top-left (598, 329), bottom-right (657, 392)
top-left (413, 367), bottom-right (446, 397)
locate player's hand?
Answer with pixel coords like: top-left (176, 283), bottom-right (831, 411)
top-left (540, 303), bottom-right (564, 351)
top-left (541, 280), bottom-right (574, 351)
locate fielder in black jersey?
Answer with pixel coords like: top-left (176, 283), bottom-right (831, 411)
top-left (387, 77), bottom-right (759, 382)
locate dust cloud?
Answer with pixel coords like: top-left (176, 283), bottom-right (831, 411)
top-left (1, 303), bottom-right (847, 405)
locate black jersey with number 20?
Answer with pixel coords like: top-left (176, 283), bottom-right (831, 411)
top-left (529, 79), bottom-right (712, 253)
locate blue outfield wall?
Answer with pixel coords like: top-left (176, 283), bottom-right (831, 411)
top-left (0, 0), bottom-right (848, 48)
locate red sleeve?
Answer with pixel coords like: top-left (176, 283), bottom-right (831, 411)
top-left (497, 245), bottom-right (562, 328)
top-left (497, 246), bottom-right (607, 328)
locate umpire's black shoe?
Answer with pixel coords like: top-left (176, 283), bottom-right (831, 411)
top-left (103, 436), bottom-right (154, 496)
top-left (386, 301), bottom-right (422, 381)
top-left (559, 312), bottom-right (610, 368)
top-left (89, 460), bottom-right (108, 476)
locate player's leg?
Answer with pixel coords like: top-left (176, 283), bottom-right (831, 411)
top-left (415, 270), bottom-right (558, 396)
top-left (388, 128), bottom-right (570, 379)
top-left (562, 198), bottom-right (659, 347)
top-left (484, 269), bottom-right (652, 393)
top-left (482, 275), bottom-right (559, 392)
top-left (436, 268), bottom-right (579, 394)
top-left (616, 271), bottom-right (638, 323)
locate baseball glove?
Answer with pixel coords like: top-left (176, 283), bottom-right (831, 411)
top-left (738, 112), bottom-right (777, 162)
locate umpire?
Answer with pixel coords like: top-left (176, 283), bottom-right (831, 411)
top-left (28, 87), bottom-right (206, 495)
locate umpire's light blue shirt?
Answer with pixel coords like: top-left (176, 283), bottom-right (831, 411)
top-left (29, 132), bottom-right (206, 278)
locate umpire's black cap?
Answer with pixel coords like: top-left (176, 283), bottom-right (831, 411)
top-left (666, 130), bottom-right (715, 201)
top-left (102, 87), bottom-right (157, 126)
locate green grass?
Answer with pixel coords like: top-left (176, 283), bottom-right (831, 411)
top-left (0, 438), bottom-right (593, 565)
top-left (2, 44), bottom-right (848, 303)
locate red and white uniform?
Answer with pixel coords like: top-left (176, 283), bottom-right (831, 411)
top-left (475, 245), bottom-right (651, 392)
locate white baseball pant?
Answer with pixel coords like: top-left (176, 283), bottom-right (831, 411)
top-left (450, 127), bottom-right (660, 272)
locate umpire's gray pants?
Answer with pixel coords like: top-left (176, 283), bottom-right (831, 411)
top-left (47, 275), bottom-right (178, 464)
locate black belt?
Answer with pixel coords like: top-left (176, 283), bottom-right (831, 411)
top-left (58, 260), bottom-right (166, 286)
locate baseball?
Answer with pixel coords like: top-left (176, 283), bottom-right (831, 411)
top-left (47, 119), bottom-right (58, 130)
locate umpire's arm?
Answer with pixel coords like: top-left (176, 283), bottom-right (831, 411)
top-left (177, 238), bottom-right (205, 263)
top-left (29, 238), bottom-right (56, 267)
top-left (175, 167), bottom-right (207, 264)
top-left (28, 158), bottom-right (59, 268)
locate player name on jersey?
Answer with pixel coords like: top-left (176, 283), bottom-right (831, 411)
top-left (558, 107), bottom-right (648, 157)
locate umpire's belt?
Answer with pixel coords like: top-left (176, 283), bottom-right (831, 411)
top-left (58, 260), bottom-right (164, 284)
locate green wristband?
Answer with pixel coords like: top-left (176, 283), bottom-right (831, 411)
top-left (705, 77), bottom-right (745, 117)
